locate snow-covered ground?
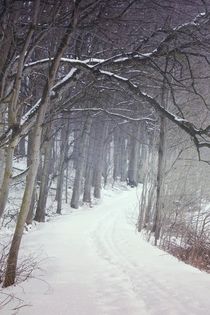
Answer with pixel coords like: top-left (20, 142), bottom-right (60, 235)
top-left (2, 187), bottom-right (210, 315)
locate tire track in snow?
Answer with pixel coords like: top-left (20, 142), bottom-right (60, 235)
top-left (90, 195), bottom-right (148, 315)
top-left (90, 191), bottom-right (209, 315)
top-left (3, 189), bottom-right (210, 315)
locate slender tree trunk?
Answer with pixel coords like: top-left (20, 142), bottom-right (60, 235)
top-left (102, 126), bottom-right (111, 187)
top-left (71, 115), bottom-right (92, 209)
top-left (26, 130), bottom-right (37, 225)
top-left (0, 144), bottom-right (16, 218)
top-left (138, 143), bottom-right (147, 183)
top-left (0, 0), bottom-right (40, 219)
top-left (72, 129), bottom-right (80, 169)
top-left (65, 166), bottom-right (68, 204)
top-left (94, 120), bottom-right (107, 199)
top-left (83, 125), bottom-right (95, 203)
top-left (83, 166), bottom-right (94, 204)
top-left (152, 63), bottom-right (168, 245)
top-left (56, 121), bottom-right (70, 214)
top-left (128, 122), bottom-right (141, 186)
top-left (56, 147), bottom-right (68, 214)
top-left (3, 16), bottom-right (74, 286)
top-left (26, 186), bottom-right (37, 225)
top-left (113, 127), bottom-right (121, 181)
top-left (56, 165), bottom-right (65, 214)
top-left (152, 114), bottom-right (166, 245)
top-left (34, 127), bottom-right (53, 222)
top-left (120, 136), bottom-right (127, 182)
top-left (3, 119), bottom-right (43, 287)
top-left (137, 140), bottom-right (157, 231)
top-left (137, 142), bottom-right (149, 231)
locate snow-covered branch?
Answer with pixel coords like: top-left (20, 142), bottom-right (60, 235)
top-left (63, 107), bottom-right (156, 123)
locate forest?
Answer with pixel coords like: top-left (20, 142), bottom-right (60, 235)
top-left (1, 0), bottom-right (210, 307)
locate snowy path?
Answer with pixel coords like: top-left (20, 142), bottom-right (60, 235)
top-left (2, 188), bottom-right (210, 315)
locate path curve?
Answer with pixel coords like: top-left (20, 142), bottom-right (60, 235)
top-left (2, 188), bottom-right (210, 315)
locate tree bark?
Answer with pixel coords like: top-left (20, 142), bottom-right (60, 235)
top-left (26, 186), bottom-right (37, 225)
top-left (71, 115), bottom-right (92, 209)
top-left (83, 125), bottom-right (95, 203)
top-left (3, 118), bottom-right (43, 287)
top-left (26, 130), bottom-right (37, 225)
top-left (120, 136), bottom-right (128, 182)
top-left (94, 120), bottom-right (107, 199)
top-left (0, 144), bottom-right (15, 218)
top-left (137, 139), bottom-right (156, 231)
top-left (127, 123), bottom-right (141, 186)
top-left (3, 13), bottom-right (74, 286)
top-left (152, 114), bottom-right (166, 245)
top-left (34, 126), bottom-right (53, 222)
top-left (113, 127), bottom-right (121, 181)
top-left (56, 121), bottom-right (70, 214)
top-left (0, 0), bottom-right (40, 219)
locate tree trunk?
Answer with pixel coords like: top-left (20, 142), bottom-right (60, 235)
top-left (152, 114), bottom-right (166, 245)
top-left (103, 139), bottom-right (111, 187)
top-left (70, 115), bottom-right (92, 209)
top-left (3, 16), bottom-right (74, 286)
top-left (120, 136), bottom-right (128, 182)
top-left (26, 130), bottom-right (37, 225)
top-left (72, 129), bottom-right (80, 169)
top-left (127, 122), bottom-right (141, 186)
top-left (0, 0), bottom-right (40, 219)
top-left (34, 127), bottom-right (53, 222)
top-left (26, 186), bottom-right (37, 225)
top-left (83, 166), bottom-right (94, 203)
top-left (137, 140), bottom-right (156, 231)
top-left (83, 125), bottom-right (95, 203)
top-left (56, 121), bottom-right (70, 214)
top-left (0, 144), bottom-right (16, 218)
top-left (56, 165), bottom-right (65, 214)
top-left (94, 120), bottom-right (107, 199)
top-left (113, 127), bottom-right (121, 181)
top-left (3, 120), bottom-right (43, 287)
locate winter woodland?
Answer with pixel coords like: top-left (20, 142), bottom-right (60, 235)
top-left (1, 0), bottom-right (210, 313)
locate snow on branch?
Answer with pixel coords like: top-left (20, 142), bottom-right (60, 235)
top-left (24, 57), bottom-right (104, 70)
top-left (20, 10), bottom-right (210, 88)
top-left (4, 58), bottom-right (210, 151)
top-left (95, 69), bottom-right (210, 150)
top-left (2, 9), bottom-right (210, 149)
top-left (64, 107), bottom-right (156, 123)
top-left (0, 69), bottom-right (79, 148)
